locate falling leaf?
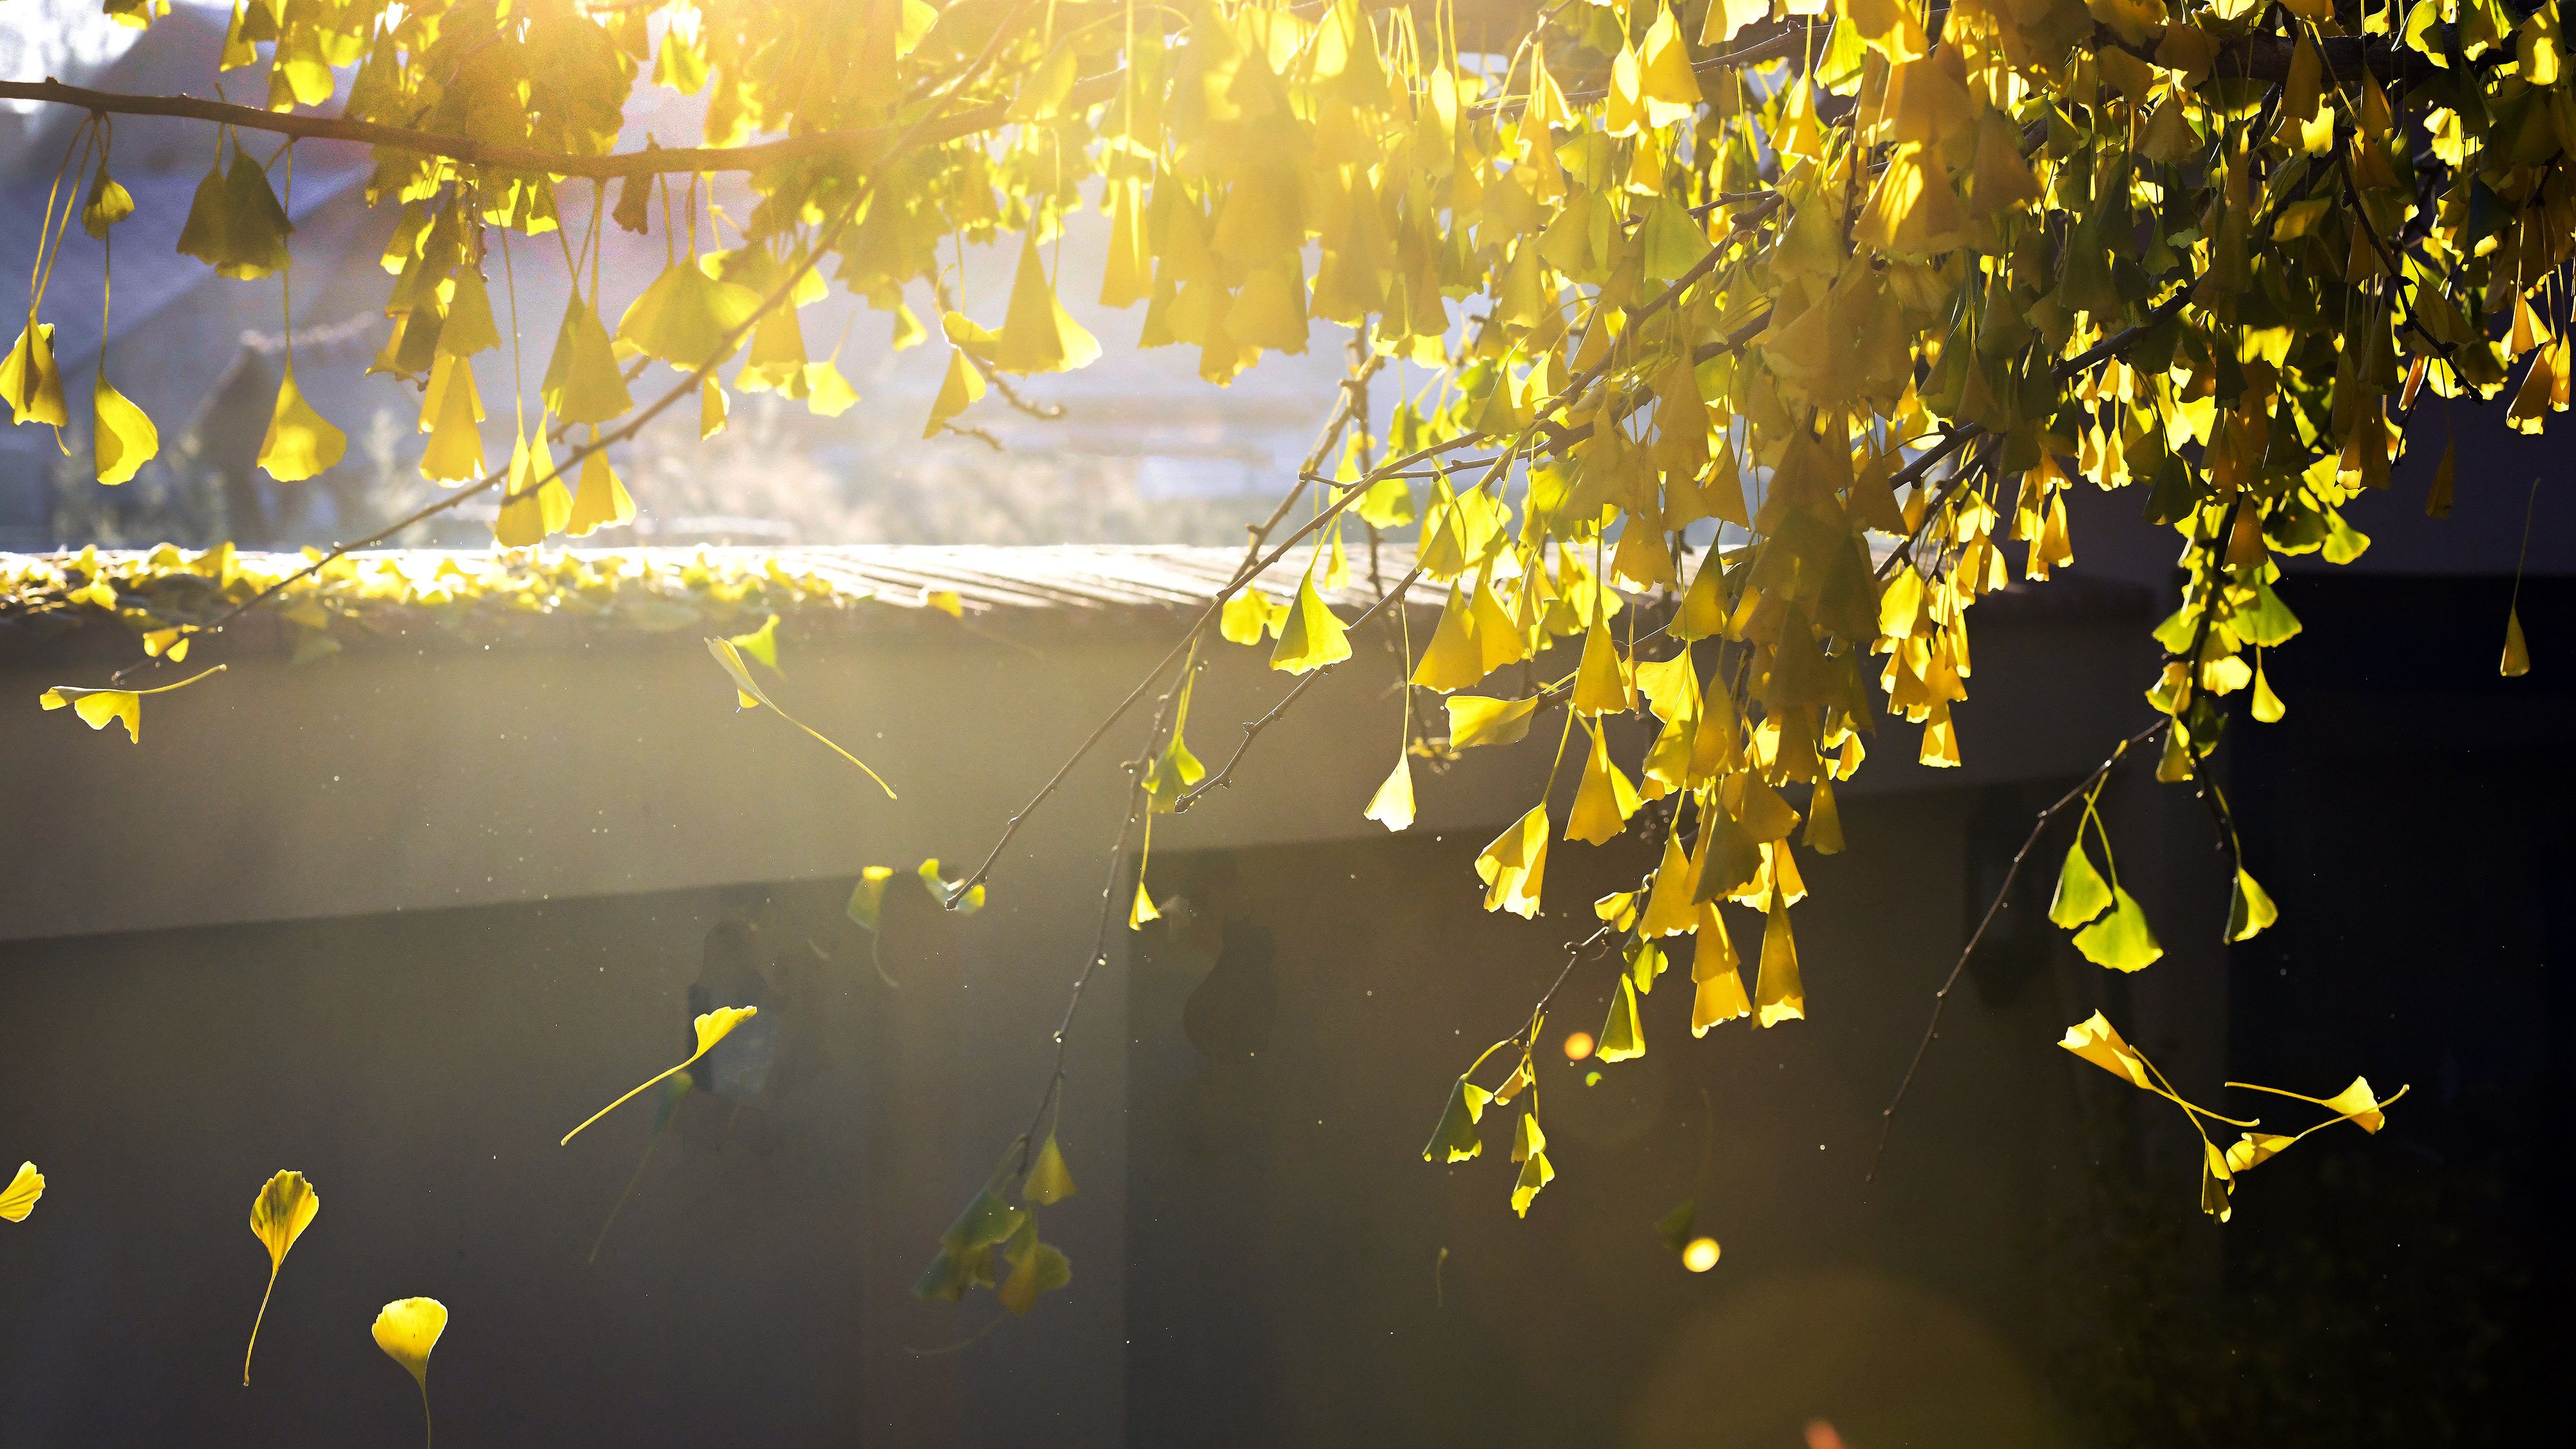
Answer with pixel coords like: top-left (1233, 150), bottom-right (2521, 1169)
top-left (847, 865), bottom-right (898, 931)
top-left (244, 1170), bottom-right (320, 1384)
top-left (916, 858), bottom-right (985, 913)
top-left (705, 638), bottom-right (896, 797)
top-left (2072, 886), bottom-right (2164, 971)
top-left (561, 1006), bottom-right (757, 1145)
top-left (1, 1161), bottom-right (43, 1222)
top-left (372, 1296), bottom-right (446, 1447)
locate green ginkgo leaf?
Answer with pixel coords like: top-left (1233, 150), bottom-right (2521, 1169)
top-left (1025, 1132), bottom-right (1077, 1205)
top-left (2072, 886), bottom-right (2164, 972)
top-left (2226, 867), bottom-right (2280, 942)
top-left (80, 156), bottom-right (134, 238)
top-left (2047, 841), bottom-right (2114, 928)
top-left (1422, 1077), bottom-right (1492, 1163)
top-left (1654, 1198), bottom-right (1696, 1254)
top-left (1595, 974), bottom-right (1645, 1063)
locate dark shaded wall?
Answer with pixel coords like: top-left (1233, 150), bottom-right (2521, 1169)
top-left (1122, 780), bottom-right (2233, 1449)
top-left (0, 875), bottom-right (1113, 1448)
top-left (2204, 573), bottom-right (2573, 1446)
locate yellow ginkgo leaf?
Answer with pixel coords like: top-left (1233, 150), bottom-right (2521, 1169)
top-left (1363, 753), bottom-right (1415, 831)
top-left (923, 346), bottom-right (986, 437)
top-left (1566, 724), bottom-right (1640, 845)
top-left (993, 231), bottom-right (1101, 375)
top-left (417, 355), bottom-right (489, 480)
top-left (258, 365), bottom-right (346, 482)
top-left (1, 1161), bottom-right (43, 1222)
top-left (372, 1296), bottom-right (447, 1447)
top-left (437, 265), bottom-right (501, 358)
top-left (2058, 1010), bottom-right (2155, 1089)
top-left (1219, 587), bottom-right (1274, 645)
top-left (2072, 886), bottom-right (2164, 971)
top-left (705, 638), bottom-right (896, 797)
top-left (539, 293), bottom-right (634, 424)
top-left (1025, 1132), bottom-right (1077, 1205)
top-left (564, 448), bottom-right (636, 537)
top-left (2502, 606), bottom-right (2531, 677)
top-left (1596, 974), bottom-right (1645, 1063)
top-left (1410, 585), bottom-right (1485, 691)
top-left (614, 259), bottom-right (759, 370)
top-left (1269, 568), bottom-right (1351, 674)
top-left (846, 864), bottom-right (898, 931)
top-left (997, 1231), bottom-right (1074, 1315)
top-left (244, 1170), bottom-right (320, 1384)
top-left (1474, 804), bottom-right (1550, 918)
top-left (1571, 617), bottom-right (1633, 715)
top-left (93, 373), bottom-right (158, 484)
top-left (2227, 867), bottom-right (2279, 942)
top-left (561, 1006), bottom-right (758, 1145)
top-left (916, 858), bottom-right (986, 913)
top-left (3, 321), bottom-right (68, 432)
top-left (1752, 891), bottom-right (1804, 1027)
top-left (81, 155), bottom-right (134, 238)
top-left (1446, 693), bottom-right (1537, 750)
top-left (804, 356), bottom-right (860, 417)
top-left (40, 664), bottom-right (225, 744)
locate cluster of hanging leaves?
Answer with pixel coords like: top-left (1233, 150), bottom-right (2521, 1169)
top-left (35, 0), bottom-right (2566, 1273)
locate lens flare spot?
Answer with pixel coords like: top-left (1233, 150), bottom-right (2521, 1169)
top-left (1562, 1030), bottom-right (1595, 1061)
top-left (1682, 1236), bottom-right (1721, 1273)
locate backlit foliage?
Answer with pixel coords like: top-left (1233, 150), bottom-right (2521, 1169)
top-left (26, 0), bottom-right (2556, 1331)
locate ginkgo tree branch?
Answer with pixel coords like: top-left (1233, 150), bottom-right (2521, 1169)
top-left (0, 72), bottom-right (1117, 179)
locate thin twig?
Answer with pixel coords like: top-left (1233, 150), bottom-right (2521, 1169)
top-left (0, 72), bottom-right (1116, 179)
top-left (1864, 722), bottom-right (2163, 1184)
